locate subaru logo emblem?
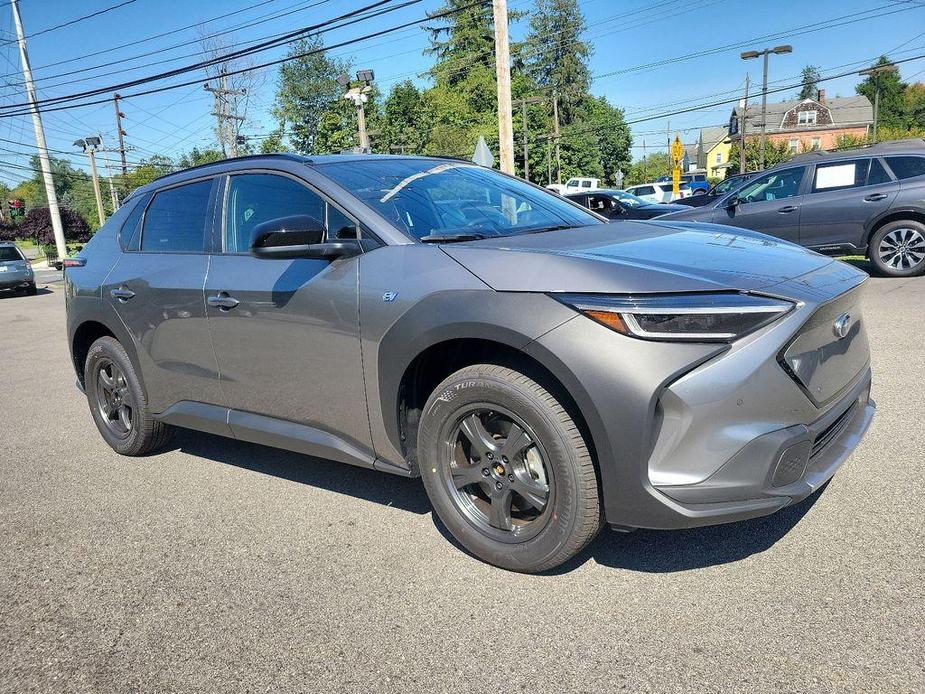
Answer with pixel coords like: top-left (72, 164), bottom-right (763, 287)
top-left (382, 291), bottom-right (398, 303)
top-left (833, 313), bottom-right (851, 339)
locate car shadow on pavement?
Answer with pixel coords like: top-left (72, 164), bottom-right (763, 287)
top-left (0, 287), bottom-right (53, 299)
top-left (556, 483), bottom-right (829, 574)
top-left (168, 428), bottom-right (432, 515)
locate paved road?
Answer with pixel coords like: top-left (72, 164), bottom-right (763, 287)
top-left (1, 272), bottom-right (922, 693)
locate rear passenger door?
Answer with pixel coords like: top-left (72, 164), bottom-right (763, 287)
top-left (798, 157), bottom-right (896, 250)
top-left (204, 172), bottom-right (373, 455)
top-left (102, 177), bottom-right (223, 413)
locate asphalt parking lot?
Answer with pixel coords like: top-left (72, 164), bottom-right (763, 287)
top-left (1, 267), bottom-right (922, 693)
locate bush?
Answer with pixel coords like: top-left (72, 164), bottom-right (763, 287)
top-left (19, 206), bottom-right (90, 247)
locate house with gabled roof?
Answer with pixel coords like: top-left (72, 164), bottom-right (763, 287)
top-left (729, 90), bottom-right (873, 154)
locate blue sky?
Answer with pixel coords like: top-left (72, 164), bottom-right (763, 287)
top-left (1, 0), bottom-right (924, 186)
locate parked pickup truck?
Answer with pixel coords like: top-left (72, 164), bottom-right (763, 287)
top-left (546, 177), bottom-right (601, 195)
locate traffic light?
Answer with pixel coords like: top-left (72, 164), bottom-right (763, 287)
top-left (8, 199), bottom-right (24, 219)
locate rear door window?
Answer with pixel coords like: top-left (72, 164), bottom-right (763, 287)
top-left (885, 156), bottom-right (925, 180)
top-left (867, 158), bottom-right (892, 185)
top-left (811, 159), bottom-right (869, 193)
top-left (141, 180), bottom-right (213, 253)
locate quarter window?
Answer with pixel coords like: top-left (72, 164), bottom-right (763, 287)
top-left (885, 156), bottom-right (925, 180)
top-left (223, 174), bottom-right (358, 254)
top-left (119, 193), bottom-right (150, 251)
top-left (141, 180), bottom-right (212, 253)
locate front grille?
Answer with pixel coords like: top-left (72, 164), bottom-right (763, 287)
top-left (810, 402), bottom-right (857, 460)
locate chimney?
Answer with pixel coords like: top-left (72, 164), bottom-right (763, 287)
top-left (817, 88), bottom-right (826, 104)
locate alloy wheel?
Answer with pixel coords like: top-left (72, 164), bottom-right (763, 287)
top-left (94, 359), bottom-right (134, 439)
top-left (879, 227), bottom-right (925, 272)
top-left (442, 405), bottom-right (553, 543)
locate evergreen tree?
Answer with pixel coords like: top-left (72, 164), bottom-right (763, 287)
top-left (379, 81), bottom-right (432, 154)
top-left (525, 0), bottom-right (591, 124)
top-left (797, 65), bottom-right (821, 100)
top-left (856, 56), bottom-right (908, 130)
top-left (425, 0), bottom-right (496, 87)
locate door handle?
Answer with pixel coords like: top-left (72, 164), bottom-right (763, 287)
top-left (864, 193), bottom-right (888, 202)
top-left (110, 287), bottom-right (135, 302)
top-left (207, 292), bottom-right (239, 310)
top-left (777, 205), bottom-right (799, 214)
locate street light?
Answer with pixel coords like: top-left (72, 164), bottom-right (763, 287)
top-left (859, 63), bottom-right (898, 143)
top-left (741, 44), bottom-right (792, 170)
top-left (338, 70), bottom-right (375, 152)
top-left (74, 136), bottom-right (106, 225)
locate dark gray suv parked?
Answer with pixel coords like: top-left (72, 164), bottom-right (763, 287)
top-left (660, 139), bottom-right (925, 277)
top-left (66, 154), bottom-right (875, 572)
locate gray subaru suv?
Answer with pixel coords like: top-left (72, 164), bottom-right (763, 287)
top-left (65, 154), bottom-right (875, 572)
top-left (660, 139), bottom-right (925, 277)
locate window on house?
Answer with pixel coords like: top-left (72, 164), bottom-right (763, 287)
top-left (797, 110), bottom-right (817, 125)
top-left (789, 139), bottom-right (799, 153)
top-left (811, 137), bottom-right (822, 150)
top-left (715, 152), bottom-right (722, 165)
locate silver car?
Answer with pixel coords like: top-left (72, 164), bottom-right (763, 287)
top-left (65, 155), bottom-right (875, 572)
top-left (0, 242), bottom-right (36, 296)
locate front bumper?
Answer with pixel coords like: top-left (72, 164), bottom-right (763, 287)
top-left (527, 261), bottom-right (873, 530)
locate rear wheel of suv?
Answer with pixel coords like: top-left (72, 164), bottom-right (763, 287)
top-left (25, 282), bottom-right (37, 296)
top-left (84, 336), bottom-right (172, 456)
top-left (869, 220), bottom-right (925, 277)
top-left (418, 364), bottom-right (601, 573)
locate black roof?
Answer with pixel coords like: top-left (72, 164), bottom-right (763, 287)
top-left (787, 138), bottom-right (925, 164)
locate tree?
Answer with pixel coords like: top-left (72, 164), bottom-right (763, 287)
top-left (856, 56), bottom-right (908, 130)
top-left (10, 156), bottom-right (108, 233)
top-left (899, 82), bottom-right (925, 131)
top-left (797, 65), bottom-right (821, 100)
top-left (124, 155), bottom-right (173, 192)
top-left (727, 139), bottom-right (793, 172)
top-left (20, 206), bottom-right (90, 246)
top-left (585, 96), bottom-right (632, 185)
top-left (625, 152), bottom-right (670, 186)
top-left (379, 81), bottom-right (431, 154)
top-left (175, 147), bottom-right (223, 169)
top-left (525, 0), bottom-right (591, 124)
top-left (271, 35), bottom-right (350, 154)
top-left (425, 0), bottom-right (496, 87)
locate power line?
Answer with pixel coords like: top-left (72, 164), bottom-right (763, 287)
top-left (0, 0), bottom-right (138, 45)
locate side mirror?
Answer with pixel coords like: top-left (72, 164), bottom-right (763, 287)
top-left (724, 196), bottom-right (741, 210)
top-left (250, 215), bottom-right (363, 260)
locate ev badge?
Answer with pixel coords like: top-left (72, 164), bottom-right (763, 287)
top-left (382, 291), bottom-right (398, 303)
top-left (833, 313), bottom-right (851, 340)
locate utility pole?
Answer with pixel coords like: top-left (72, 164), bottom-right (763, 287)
top-left (739, 74), bottom-right (750, 174)
top-left (552, 91), bottom-right (561, 183)
top-left (512, 96), bottom-right (544, 182)
top-left (741, 45), bottom-right (792, 170)
top-left (10, 0), bottom-right (67, 260)
top-left (492, 0), bottom-right (514, 174)
top-left (102, 158), bottom-right (119, 211)
top-left (859, 63), bottom-right (898, 143)
top-left (642, 139), bottom-right (647, 181)
top-left (205, 71), bottom-right (246, 158)
top-left (112, 94), bottom-right (128, 180)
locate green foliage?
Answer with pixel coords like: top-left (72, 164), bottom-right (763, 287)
top-left (898, 82), bottom-right (925, 131)
top-left (856, 56), bottom-right (908, 130)
top-left (175, 147), bottom-right (223, 169)
top-left (272, 35), bottom-right (351, 154)
top-left (124, 155), bottom-right (173, 191)
top-left (526, 0), bottom-right (591, 124)
top-left (19, 206), bottom-right (90, 246)
top-left (797, 65), bottom-right (821, 100)
top-left (378, 81), bottom-right (431, 154)
top-left (425, 0), bottom-right (497, 87)
top-left (833, 133), bottom-right (868, 150)
top-left (259, 128), bottom-right (285, 154)
top-left (624, 151), bottom-right (670, 186)
top-left (9, 156), bottom-right (111, 233)
top-left (726, 139), bottom-right (793, 171)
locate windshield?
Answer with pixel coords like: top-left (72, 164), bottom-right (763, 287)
top-left (318, 159), bottom-right (601, 241)
top-left (611, 191), bottom-right (648, 207)
top-left (0, 246), bottom-right (23, 262)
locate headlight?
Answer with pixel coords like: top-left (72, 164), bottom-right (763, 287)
top-left (555, 292), bottom-right (795, 343)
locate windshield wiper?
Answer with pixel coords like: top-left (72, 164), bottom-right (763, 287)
top-left (516, 224), bottom-right (579, 235)
top-left (420, 233), bottom-right (488, 243)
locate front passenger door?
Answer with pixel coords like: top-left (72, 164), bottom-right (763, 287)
top-left (711, 166), bottom-right (807, 243)
top-left (204, 172), bottom-right (373, 456)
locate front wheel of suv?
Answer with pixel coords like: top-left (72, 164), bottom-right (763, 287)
top-left (418, 364), bottom-right (601, 573)
top-left (84, 336), bottom-right (172, 456)
top-left (869, 220), bottom-right (925, 277)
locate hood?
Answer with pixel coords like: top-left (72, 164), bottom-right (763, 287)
top-left (441, 221), bottom-right (845, 294)
top-left (639, 202), bottom-right (689, 213)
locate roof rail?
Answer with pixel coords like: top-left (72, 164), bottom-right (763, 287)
top-left (150, 152), bottom-right (309, 183)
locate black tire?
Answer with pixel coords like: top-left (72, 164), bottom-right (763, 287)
top-left (84, 336), bottom-right (172, 456)
top-left (869, 220), bottom-right (925, 277)
top-left (25, 283), bottom-right (37, 296)
top-left (418, 364), bottom-right (601, 573)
